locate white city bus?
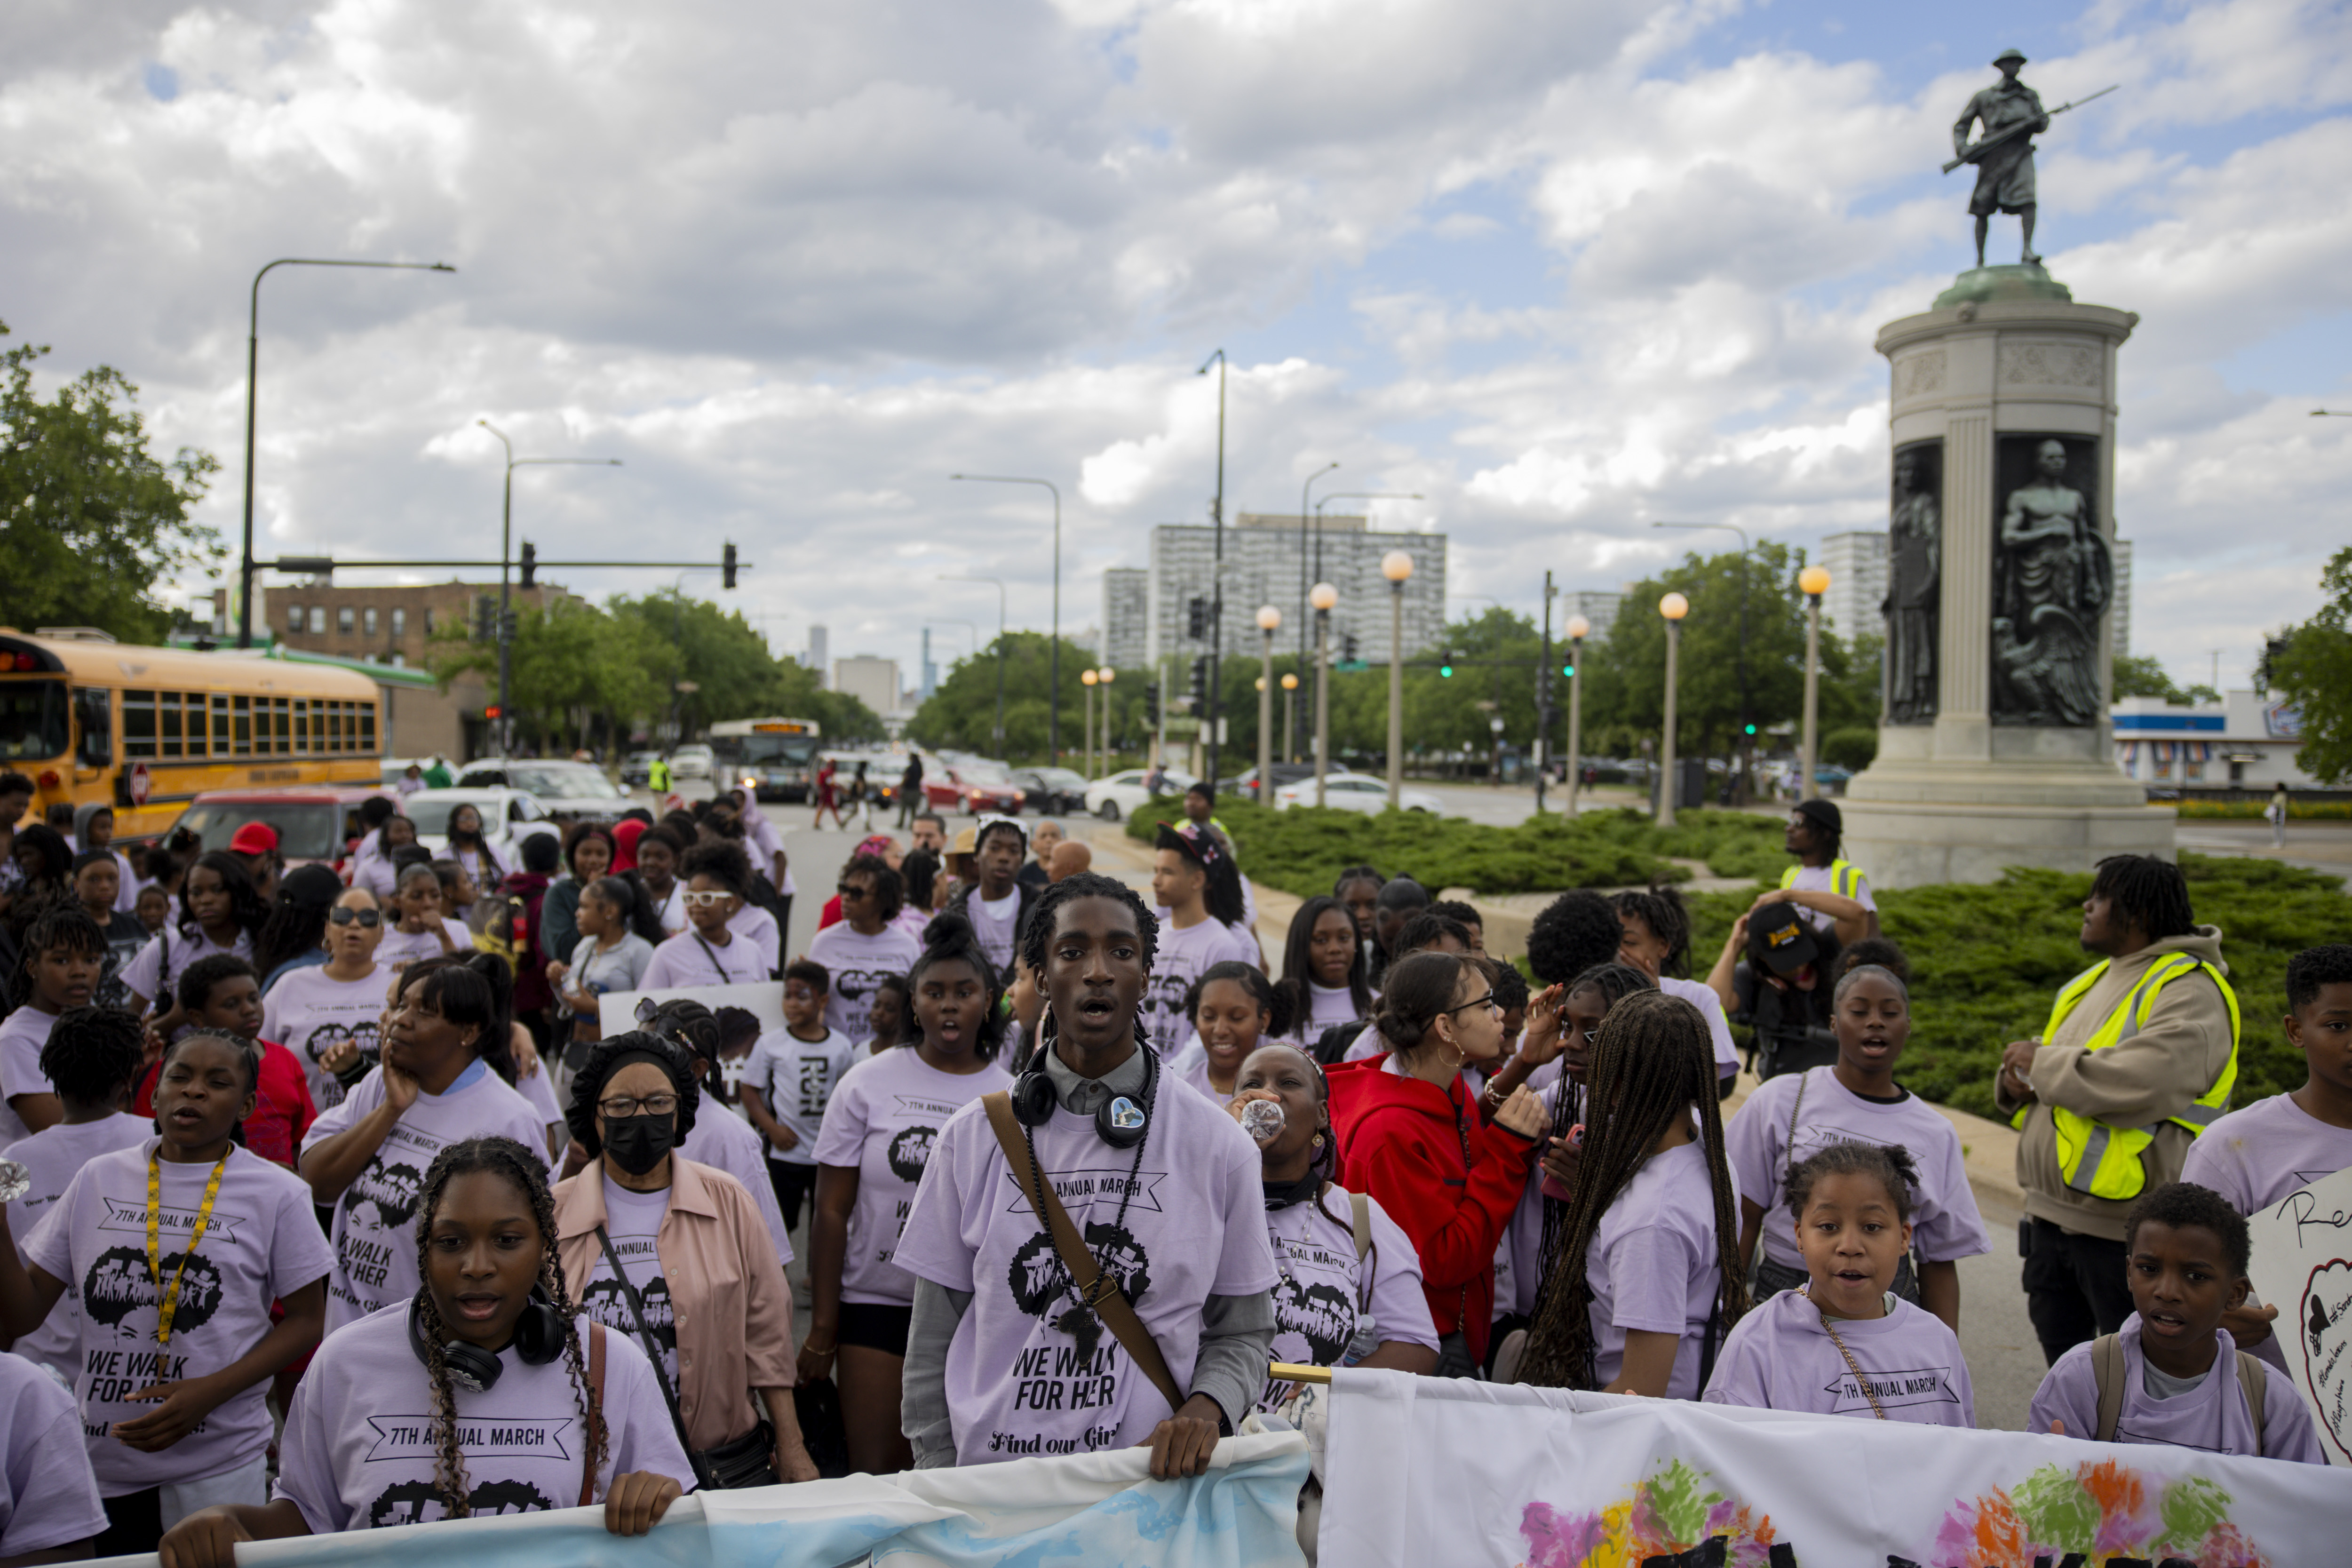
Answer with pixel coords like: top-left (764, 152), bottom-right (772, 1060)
top-left (707, 716), bottom-right (824, 802)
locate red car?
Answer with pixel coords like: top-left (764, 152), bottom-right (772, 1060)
top-left (161, 786), bottom-right (394, 872)
top-left (922, 765), bottom-right (1026, 816)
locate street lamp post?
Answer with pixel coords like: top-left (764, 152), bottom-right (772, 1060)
top-left (950, 474), bottom-right (1061, 761)
top-left (1382, 552), bottom-right (1413, 807)
top-left (1280, 673), bottom-right (1299, 764)
top-left (1652, 520), bottom-right (1750, 802)
top-left (1564, 613), bottom-right (1590, 818)
top-left (1308, 490), bottom-right (1422, 755)
top-left (1310, 582), bottom-right (1338, 807)
top-left (1198, 350), bottom-right (1229, 791)
top-left (1080, 669), bottom-right (1098, 777)
top-left (1798, 565), bottom-right (1832, 803)
top-left (1296, 462), bottom-right (1339, 746)
top-left (1657, 593), bottom-right (1690, 828)
top-left (239, 256), bottom-right (455, 648)
top-left (477, 420), bottom-right (621, 757)
top-left (1255, 606), bottom-right (1281, 802)
top-left (938, 575), bottom-right (1009, 756)
top-left (1097, 667), bottom-right (1116, 770)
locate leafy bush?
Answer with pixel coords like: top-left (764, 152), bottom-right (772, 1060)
top-left (1678, 854), bottom-right (2346, 1121)
top-left (2175, 799), bottom-right (2352, 820)
top-left (1822, 726), bottom-right (1879, 771)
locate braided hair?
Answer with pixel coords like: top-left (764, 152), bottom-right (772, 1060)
top-left (907, 913), bottom-right (1009, 1061)
top-left (2089, 854), bottom-right (2195, 942)
top-left (643, 997), bottom-right (728, 1097)
top-left (1537, 962), bottom-right (1656, 1277)
top-left (1784, 1139), bottom-right (1920, 1224)
top-left (1520, 989), bottom-right (1747, 1390)
top-left (40, 1005), bottom-right (145, 1106)
top-left (11, 903), bottom-right (106, 1010)
top-left (409, 1137), bottom-right (602, 1519)
top-left (1017, 871), bottom-right (1161, 979)
top-left (1608, 885), bottom-right (1692, 979)
top-left (1331, 864), bottom-right (1385, 898)
top-left (161, 1028), bottom-right (262, 1098)
top-left (1275, 896), bottom-right (1373, 1026)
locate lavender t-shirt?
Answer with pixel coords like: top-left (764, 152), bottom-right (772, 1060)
top-left (0, 1006), bottom-right (58, 1148)
top-left (1, 1114), bottom-right (153, 1386)
top-left (1259, 1189), bottom-right (1436, 1410)
top-left (811, 1048), bottom-right (1011, 1306)
top-left (1299, 982), bottom-right (1367, 1042)
top-left (1660, 975), bottom-right (1740, 1078)
top-left (119, 927), bottom-right (251, 1013)
top-left (894, 1072), bottom-right (1278, 1463)
top-left (375, 920), bottom-right (473, 971)
top-left (578, 1177), bottom-right (677, 1388)
top-left (303, 1063), bottom-right (551, 1332)
top-left (24, 1140), bottom-right (334, 1493)
top-left (741, 1027), bottom-right (858, 1167)
top-left (1726, 1067), bottom-right (1991, 1273)
top-left (262, 963), bottom-right (388, 1114)
top-left (272, 1300), bottom-right (694, 1530)
top-left (679, 1108), bottom-right (795, 1267)
top-left (1586, 1138), bottom-right (1739, 1400)
top-left (2028, 1314), bottom-right (2326, 1463)
top-left (728, 903), bottom-right (780, 977)
top-left (806, 922), bottom-right (922, 1047)
top-left (967, 889), bottom-right (1023, 977)
top-left (0, 1353), bottom-right (106, 1557)
top-left (2183, 1091), bottom-right (2352, 1215)
top-left (1704, 1288), bottom-right (1975, 1426)
top-left (1140, 918), bottom-right (1257, 1058)
top-left (639, 930), bottom-right (767, 990)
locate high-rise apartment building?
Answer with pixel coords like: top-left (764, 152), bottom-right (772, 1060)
top-left (1102, 569), bottom-right (1149, 670)
top-left (1819, 532), bottom-right (1890, 642)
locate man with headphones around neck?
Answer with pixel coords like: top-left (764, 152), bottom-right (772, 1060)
top-left (894, 873), bottom-right (1278, 1478)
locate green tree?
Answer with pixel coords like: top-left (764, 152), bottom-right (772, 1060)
top-left (2269, 546), bottom-right (2352, 783)
top-left (908, 633), bottom-right (1110, 762)
top-left (0, 320), bottom-right (221, 642)
top-left (2114, 653), bottom-right (2185, 702)
top-left (606, 593), bottom-right (883, 742)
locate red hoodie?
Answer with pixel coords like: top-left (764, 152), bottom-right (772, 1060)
top-left (1328, 1057), bottom-right (1537, 1364)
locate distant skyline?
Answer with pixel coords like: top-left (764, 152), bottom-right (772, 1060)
top-left (5, 0), bottom-right (2346, 693)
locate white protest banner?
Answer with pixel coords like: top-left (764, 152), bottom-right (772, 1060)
top-left (1319, 1368), bottom-right (2352, 1567)
top-left (94, 1431), bottom-right (1308, 1568)
top-left (600, 982), bottom-right (786, 1037)
top-left (2248, 1163), bottom-right (2352, 1465)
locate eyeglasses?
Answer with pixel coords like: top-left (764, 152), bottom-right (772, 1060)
top-left (328, 907), bottom-right (384, 927)
top-left (597, 1092), bottom-right (679, 1119)
top-left (681, 891), bottom-right (734, 908)
top-left (836, 882), bottom-right (871, 899)
top-left (1443, 991), bottom-right (1500, 1018)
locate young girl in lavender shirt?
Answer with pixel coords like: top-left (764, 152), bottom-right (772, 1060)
top-left (1169, 963), bottom-right (1291, 1103)
top-left (1142, 823), bottom-right (1257, 1058)
top-left (1705, 1141), bottom-right (1976, 1426)
top-left (2028, 1181), bottom-right (2324, 1462)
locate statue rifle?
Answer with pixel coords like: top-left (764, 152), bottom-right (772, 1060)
top-left (1943, 84), bottom-right (2118, 174)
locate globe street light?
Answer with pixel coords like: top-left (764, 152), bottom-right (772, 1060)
top-left (1797, 565), bottom-right (1833, 803)
top-left (1255, 605), bottom-right (1282, 803)
top-left (1657, 592), bottom-right (1690, 828)
top-left (1310, 582), bottom-right (1339, 808)
top-left (1565, 613), bottom-right (1592, 818)
top-left (1097, 666), bottom-right (1116, 771)
top-left (1081, 669), bottom-right (1098, 778)
top-left (1280, 672), bottom-right (1300, 766)
top-left (1381, 551), bottom-right (1414, 807)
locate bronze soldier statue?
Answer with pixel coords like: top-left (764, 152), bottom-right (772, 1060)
top-left (1953, 48), bottom-right (2050, 268)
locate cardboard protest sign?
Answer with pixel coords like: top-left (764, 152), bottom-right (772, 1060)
top-left (2248, 1162), bottom-right (2352, 1465)
top-left (599, 980), bottom-right (786, 1036)
top-left (1320, 1367), bottom-right (2352, 1567)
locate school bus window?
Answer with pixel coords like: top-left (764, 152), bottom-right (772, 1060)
top-left (230, 694), bottom-right (251, 756)
top-left (159, 692), bottom-right (184, 760)
top-left (360, 703), bottom-right (377, 751)
top-left (0, 681), bottom-right (68, 763)
top-left (74, 689), bottom-right (112, 768)
top-left (271, 696), bottom-right (291, 754)
top-left (330, 701), bottom-right (346, 752)
top-left (291, 698), bottom-right (307, 754)
top-left (211, 694), bottom-right (229, 758)
top-left (124, 691), bottom-right (157, 759)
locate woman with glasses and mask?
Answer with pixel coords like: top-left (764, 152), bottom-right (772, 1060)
top-left (638, 844), bottom-right (768, 990)
top-left (1326, 950), bottom-right (1548, 1378)
top-left (807, 853), bottom-right (920, 1051)
top-left (262, 885), bottom-right (390, 1114)
top-left (554, 1035), bottom-right (817, 1489)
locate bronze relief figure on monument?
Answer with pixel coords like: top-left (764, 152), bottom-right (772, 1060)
top-left (1991, 434), bottom-right (2111, 727)
top-left (1885, 440), bottom-right (1940, 725)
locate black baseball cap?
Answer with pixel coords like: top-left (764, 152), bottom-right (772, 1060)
top-left (1792, 798), bottom-right (1842, 836)
top-left (1747, 901), bottom-right (1820, 978)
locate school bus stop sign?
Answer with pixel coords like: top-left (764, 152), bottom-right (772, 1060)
top-left (128, 761), bottom-right (152, 806)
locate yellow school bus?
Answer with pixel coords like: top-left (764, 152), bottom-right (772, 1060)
top-left (0, 629), bottom-right (385, 840)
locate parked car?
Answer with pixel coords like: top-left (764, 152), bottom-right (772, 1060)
top-left (668, 744), bottom-right (715, 780)
top-left (922, 761), bottom-right (1027, 816)
top-left (1271, 773), bottom-right (1444, 815)
top-left (166, 786), bottom-right (394, 871)
top-left (1218, 764), bottom-right (1317, 803)
top-left (1009, 767), bottom-right (1091, 816)
top-left (620, 750), bottom-right (663, 787)
top-left (1082, 768), bottom-right (1199, 822)
top-left (453, 759), bottom-right (628, 822)
top-left (399, 787), bottom-right (561, 862)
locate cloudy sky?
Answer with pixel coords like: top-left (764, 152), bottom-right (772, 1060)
top-left (7, 0), bottom-right (2347, 693)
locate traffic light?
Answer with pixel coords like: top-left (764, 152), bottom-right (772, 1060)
top-left (484, 704), bottom-right (503, 720)
top-left (1744, 722), bottom-right (1757, 736)
top-left (1186, 597), bottom-right (1208, 639)
top-left (473, 596), bottom-right (496, 642)
top-left (1342, 632), bottom-right (1359, 662)
top-left (518, 542), bottom-right (536, 589)
top-left (501, 609), bottom-right (518, 643)
top-left (1189, 657), bottom-right (1208, 706)
top-left (1144, 682), bottom-right (1160, 724)
top-left (1562, 662), bottom-right (1575, 678)
top-left (722, 542), bottom-right (738, 590)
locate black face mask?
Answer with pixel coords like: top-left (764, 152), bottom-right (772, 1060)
top-left (601, 1115), bottom-right (676, 1176)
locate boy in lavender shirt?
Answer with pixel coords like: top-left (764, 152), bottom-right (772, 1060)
top-left (2028, 1182), bottom-right (2323, 1462)
top-left (1706, 1141), bottom-right (1975, 1426)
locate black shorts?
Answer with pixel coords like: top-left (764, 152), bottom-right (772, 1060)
top-left (837, 1301), bottom-right (913, 1357)
top-left (766, 1161), bottom-right (818, 1232)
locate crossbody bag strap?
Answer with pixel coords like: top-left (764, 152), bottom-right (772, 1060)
top-left (595, 1226), bottom-right (697, 1458)
top-left (981, 1091), bottom-right (1185, 1412)
top-left (2092, 1333), bottom-right (2125, 1443)
top-left (2235, 1350), bottom-right (2268, 1458)
top-left (692, 932), bottom-right (731, 981)
top-left (580, 1322), bottom-right (607, 1508)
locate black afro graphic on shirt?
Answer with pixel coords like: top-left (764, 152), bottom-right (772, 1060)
top-left (302, 1019), bottom-right (379, 1068)
top-left (1007, 1221), bottom-right (1152, 1322)
top-left (886, 1125), bottom-right (938, 1184)
top-left (580, 1273), bottom-right (675, 1354)
top-left (342, 1156), bottom-right (424, 1229)
top-left (1272, 1275), bottom-right (1357, 1367)
top-left (368, 1477), bottom-right (557, 1528)
top-left (83, 1246), bottom-right (225, 1339)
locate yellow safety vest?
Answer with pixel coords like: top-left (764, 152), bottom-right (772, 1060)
top-left (2010, 951), bottom-right (2242, 1202)
top-left (1780, 858), bottom-right (1866, 900)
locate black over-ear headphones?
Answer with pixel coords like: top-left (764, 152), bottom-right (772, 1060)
top-left (1009, 1027), bottom-right (1159, 1150)
top-left (408, 1285), bottom-right (566, 1394)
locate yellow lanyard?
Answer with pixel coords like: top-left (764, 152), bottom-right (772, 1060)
top-left (146, 1148), bottom-right (230, 1346)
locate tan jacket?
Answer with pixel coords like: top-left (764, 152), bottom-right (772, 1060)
top-left (554, 1154), bottom-right (796, 1450)
top-left (1996, 926), bottom-right (2236, 1241)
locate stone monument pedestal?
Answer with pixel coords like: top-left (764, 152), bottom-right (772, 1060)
top-left (1840, 267), bottom-right (2177, 888)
